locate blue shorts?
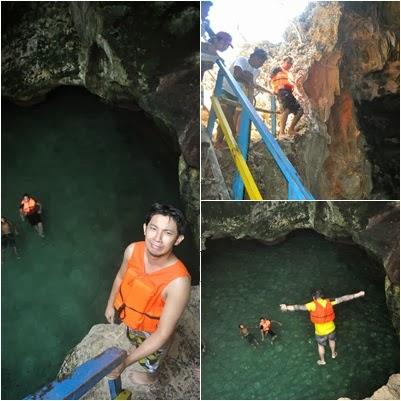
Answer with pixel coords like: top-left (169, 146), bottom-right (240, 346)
top-left (315, 331), bottom-right (336, 346)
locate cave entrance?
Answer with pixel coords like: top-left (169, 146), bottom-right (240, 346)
top-left (356, 94), bottom-right (400, 199)
top-left (201, 230), bottom-right (399, 400)
top-left (1, 86), bottom-right (198, 399)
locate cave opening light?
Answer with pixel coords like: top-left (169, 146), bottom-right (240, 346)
top-left (208, 0), bottom-right (311, 61)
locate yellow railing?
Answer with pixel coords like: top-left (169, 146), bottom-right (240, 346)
top-left (211, 96), bottom-right (263, 200)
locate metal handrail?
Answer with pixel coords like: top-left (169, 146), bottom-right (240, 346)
top-left (206, 58), bottom-right (314, 200)
top-left (24, 347), bottom-right (131, 400)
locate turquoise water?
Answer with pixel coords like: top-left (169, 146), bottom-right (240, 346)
top-left (201, 231), bottom-right (399, 400)
top-left (1, 87), bottom-right (198, 399)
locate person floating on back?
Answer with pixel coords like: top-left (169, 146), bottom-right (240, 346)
top-left (280, 289), bottom-right (365, 365)
top-left (259, 316), bottom-right (281, 343)
top-left (270, 56), bottom-right (304, 139)
top-left (1, 216), bottom-right (20, 260)
top-left (239, 323), bottom-right (259, 348)
top-left (105, 203), bottom-right (191, 384)
top-left (19, 193), bottom-right (44, 238)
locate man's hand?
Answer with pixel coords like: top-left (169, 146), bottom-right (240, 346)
top-left (107, 357), bottom-right (127, 379)
top-left (356, 291), bottom-right (365, 298)
top-left (280, 304), bottom-right (287, 312)
top-left (105, 304), bottom-right (115, 324)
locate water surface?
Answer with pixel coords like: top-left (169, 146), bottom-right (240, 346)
top-left (2, 87), bottom-right (198, 399)
top-left (201, 231), bottom-right (399, 400)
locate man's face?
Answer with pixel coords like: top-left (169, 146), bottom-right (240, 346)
top-left (216, 38), bottom-right (230, 52)
top-left (143, 214), bottom-right (184, 257)
top-left (23, 196), bottom-right (29, 202)
top-left (283, 60), bottom-right (293, 71)
top-left (249, 55), bottom-right (266, 69)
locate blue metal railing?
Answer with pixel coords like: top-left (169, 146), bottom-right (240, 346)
top-left (207, 58), bottom-right (314, 200)
top-left (24, 347), bottom-right (131, 400)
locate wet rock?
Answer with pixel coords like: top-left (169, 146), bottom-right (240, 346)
top-left (58, 286), bottom-right (199, 400)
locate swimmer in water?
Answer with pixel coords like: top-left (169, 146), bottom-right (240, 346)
top-left (259, 317), bottom-right (281, 343)
top-left (239, 324), bottom-right (259, 348)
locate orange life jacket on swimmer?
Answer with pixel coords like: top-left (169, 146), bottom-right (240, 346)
top-left (20, 197), bottom-right (37, 215)
top-left (113, 241), bottom-right (190, 333)
top-left (271, 67), bottom-right (294, 94)
top-left (310, 299), bottom-right (335, 324)
top-left (261, 319), bottom-right (271, 331)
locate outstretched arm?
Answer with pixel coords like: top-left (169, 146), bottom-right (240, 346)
top-left (334, 291), bottom-right (365, 304)
top-left (280, 303), bottom-right (307, 312)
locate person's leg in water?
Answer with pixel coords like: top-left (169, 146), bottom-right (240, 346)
top-left (268, 330), bottom-right (277, 344)
top-left (287, 108), bottom-right (303, 137)
top-left (279, 108), bottom-right (290, 139)
top-left (317, 343), bottom-right (326, 365)
top-left (34, 222), bottom-right (44, 238)
top-left (329, 338), bottom-right (337, 359)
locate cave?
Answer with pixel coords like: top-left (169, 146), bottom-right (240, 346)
top-left (1, 85), bottom-right (199, 400)
top-left (356, 94), bottom-right (400, 199)
top-left (202, 230), bottom-right (399, 400)
top-left (1, 1), bottom-right (199, 399)
top-left (201, 200), bottom-right (400, 399)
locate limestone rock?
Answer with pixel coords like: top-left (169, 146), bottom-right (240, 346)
top-left (202, 2), bottom-right (399, 200)
top-left (368, 373), bottom-right (400, 400)
top-left (58, 286), bottom-right (199, 400)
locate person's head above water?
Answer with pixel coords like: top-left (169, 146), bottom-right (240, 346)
top-left (249, 47), bottom-right (268, 69)
top-left (312, 289), bottom-right (324, 300)
top-left (143, 203), bottom-right (186, 257)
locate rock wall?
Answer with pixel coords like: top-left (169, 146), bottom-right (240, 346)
top-left (201, 201), bottom-right (400, 332)
top-left (339, 373), bottom-right (400, 400)
top-left (58, 286), bottom-right (199, 400)
top-left (1, 2), bottom-right (200, 228)
top-left (228, 1), bottom-right (399, 200)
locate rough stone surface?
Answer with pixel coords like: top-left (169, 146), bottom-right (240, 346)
top-left (339, 373), bottom-right (401, 400)
top-left (58, 286), bottom-right (199, 400)
top-left (202, 1), bottom-right (399, 200)
top-left (201, 201), bottom-right (400, 332)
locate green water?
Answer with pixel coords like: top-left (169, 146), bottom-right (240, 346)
top-left (201, 231), bottom-right (399, 400)
top-left (1, 87), bottom-right (198, 399)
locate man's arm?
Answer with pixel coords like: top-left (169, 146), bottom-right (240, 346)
top-left (108, 276), bottom-right (191, 378)
top-left (334, 291), bottom-right (365, 304)
top-left (280, 303), bottom-right (308, 312)
top-left (104, 243), bottom-right (135, 323)
top-left (233, 66), bottom-right (254, 86)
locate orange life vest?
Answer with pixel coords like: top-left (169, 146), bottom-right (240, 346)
top-left (310, 300), bottom-right (335, 324)
top-left (271, 68), bottom-right (294, 94)
top-left (261, 319), bottom-right (271, 331)
top-left (21, 198), bottom-right (37, 215)
top-left (113, 241), bottom-right (190, 333)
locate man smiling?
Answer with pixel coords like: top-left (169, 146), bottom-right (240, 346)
top-left (105, 203), bottom-right (191, 384)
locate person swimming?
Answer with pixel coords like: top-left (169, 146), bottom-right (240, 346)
top-left (239, 324), bottom-right (259, 348)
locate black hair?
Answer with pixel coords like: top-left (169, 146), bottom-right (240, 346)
top-left (283, 56), bottom-right (293, 63)
top-left (312, 289), bottom-right (324, 299)
top-left (251, 47), bottom-right (268, 61)
top-left (23, 193), bottom-right (29, 197)
top-left (145, 203), bottom-right (187, 236)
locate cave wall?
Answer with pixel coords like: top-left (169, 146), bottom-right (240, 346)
top-left (1, 1), bottom-right (200, 229)
top-left (201, 201), bottom-right (400, 332)
top-left (250, 1), bottom-right (399, 200)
